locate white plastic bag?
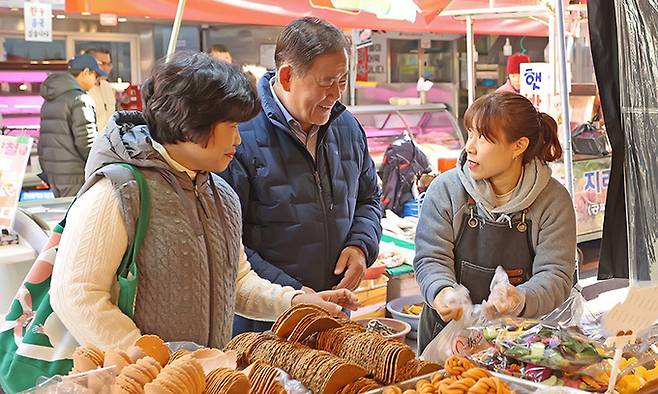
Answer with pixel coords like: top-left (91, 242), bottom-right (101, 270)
top-left (420, 285), bottom-right (482, 364)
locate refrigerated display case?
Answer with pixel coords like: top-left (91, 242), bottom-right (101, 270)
top-left (347, 104), bottom-right (464, 171)
top-left (0, 63), bottom-right (67, 193)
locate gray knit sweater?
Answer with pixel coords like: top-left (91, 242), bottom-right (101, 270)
top-left (413, 153), bottom-right (577, 317)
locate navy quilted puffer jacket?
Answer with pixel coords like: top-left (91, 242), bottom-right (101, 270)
top-left (221, 72), bottom-right (382, 293)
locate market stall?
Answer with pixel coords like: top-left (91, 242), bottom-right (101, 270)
top-left (3, 1), bottom-right (656, 393)
top-left (18, 295), bottom-right (658, 394)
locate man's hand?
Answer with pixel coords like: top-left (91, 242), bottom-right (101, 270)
top-left (300, 286), bottom-right (315, 294)
top-left (333, 246), bottom-right (367, 290)
top-left (291, 289), bottom-right (361, 318)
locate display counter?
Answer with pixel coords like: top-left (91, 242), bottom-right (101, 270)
top-left (348, 104), bottom-right (464, 171)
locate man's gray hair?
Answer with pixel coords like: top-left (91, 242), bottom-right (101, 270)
top-left (274, 17), bottom-right (350, 75)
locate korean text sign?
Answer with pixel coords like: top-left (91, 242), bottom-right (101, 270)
top-left (24, 2), bottom-right (52, 42)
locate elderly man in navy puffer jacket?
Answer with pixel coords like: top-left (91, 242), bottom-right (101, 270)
top-left (221, 17), bottom-right (383, 335)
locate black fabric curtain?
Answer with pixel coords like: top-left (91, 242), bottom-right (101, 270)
top-left (587, 1), bottom-right (628, 279)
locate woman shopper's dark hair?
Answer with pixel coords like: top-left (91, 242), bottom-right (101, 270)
top-left (464, 91), bottom-right (562, 163)
top-left (274, 17), bottom-right (351, 75)
top-left (143, 51), bottom-right (260, 146)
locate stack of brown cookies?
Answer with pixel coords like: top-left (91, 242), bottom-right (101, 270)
top-left (338, 377), bottom-right (382, 394)
top-left (114, 356), bottom-right (162, 393)
top-left (203, 367), bottom-right (251, 393)
top-left (272, 303), bottom-right (341, 343)
top-left (143, 356), bottom-right (206, 394)
top-left (314, 327), bottom-right (416, 384)
top-left (244, 360), bottom-right (286, 394)
top-left (224, 332), bottom-right (276, 368)
top-left (226, 333), bottom-right (367, 394)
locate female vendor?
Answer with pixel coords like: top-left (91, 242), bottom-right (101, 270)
top-left (414, 91), bottom-right (576, 353)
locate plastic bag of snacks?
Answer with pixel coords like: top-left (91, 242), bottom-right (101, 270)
top-left (420, 285), bottom-right (489, 364)
top-left (468, 346), bottom-right (609, 392)
top-left (480, 318), bottom-right (610, 373)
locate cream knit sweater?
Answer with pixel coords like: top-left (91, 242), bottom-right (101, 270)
top-left (50, 143), bottom-right (302, 351)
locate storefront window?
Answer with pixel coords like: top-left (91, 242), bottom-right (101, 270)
top-left (74, 40), bottom-right (131, 83)
top-left (154, 26), bottom-right (200, 61)
top-left (2, 37), bottom-right (66, 62)
top-left (390, 39), bottom-right (419, 83)
top-left (423, 41), bottom-right (453, 83)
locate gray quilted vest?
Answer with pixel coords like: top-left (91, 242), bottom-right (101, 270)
top-left (96, 165), bottom-right (242, 349)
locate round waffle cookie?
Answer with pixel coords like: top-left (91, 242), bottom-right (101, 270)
top-left (134, 335), bottom-right (170, 367)
top-left (399, 359), bottom-right (441, 381)
top-left (245, 360), bottom-right (286, 394)
top-left (204, 367), bottom-right (250, 394)
top-left (71, 343), bottom-right (105, 373)
top-left (223, 332), bottom-right (274, 368)
top-left (167, 349), bottom-right (191, 365)
top-left (144, 356), bottom-right (206, 394)
top-left (116, 356), bottom-right (161, 389)
top-left (104, 349), bottom-right (133, 375)
top-left (271, 304), bottom-right (333, 339)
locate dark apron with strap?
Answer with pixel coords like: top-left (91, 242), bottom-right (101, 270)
top-left (418, 196), bottom-right (535, 354)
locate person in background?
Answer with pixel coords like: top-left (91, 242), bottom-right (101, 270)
top-left (497, 53), bottom-right (531, 93)
top-left (209, 44), bottom-right (232, 64)
top-left (414, 92), bottom-right (576, 354)
top-left (38, 54), bottom-right (105, 197)
top-left (84, 48), bottom-right (119, 133)
top-left (222, 17), bottom-right (383, 336)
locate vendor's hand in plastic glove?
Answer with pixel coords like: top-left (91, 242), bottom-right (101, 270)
top-left (292, 288), bottom-right (361, 319)
top-left (483, 284), bottom-right (525, 319)
top-left (432, 286), bottom-right (464, 322)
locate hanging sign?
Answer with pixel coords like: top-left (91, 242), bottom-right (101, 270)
top-left (0, 135), bottom-right (33, 229)
top-left (24, 1), bottom-right (52, 42)
top-left (520, 62), bottom-right (551, 112)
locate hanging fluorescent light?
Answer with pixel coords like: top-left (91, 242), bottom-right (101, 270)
top-left (55, 14), bottom-right (66, 19)
top-left (118, 17), bottom-right (128, 22)
top-left (81, 12), bottom-right (91, 16)
top-left (503, 37), bottom-right (513, 56)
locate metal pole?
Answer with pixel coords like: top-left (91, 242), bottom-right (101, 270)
top-left (350, 29), bottom-right (359, 106)
top-left (166, 0), bottom-right (187, 61)
top-left (466, 16), bottom-right (475, 106)
top-left (555, 0), bottom-right (574, 198)
top-left (555, 0), bottom-right (577, 282)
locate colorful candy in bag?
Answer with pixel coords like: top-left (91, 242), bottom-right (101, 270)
top-left (481, 318), bottom-right (610, 372)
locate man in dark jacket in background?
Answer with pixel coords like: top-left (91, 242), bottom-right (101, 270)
top-left (38, 54), bottom-right (105, 197)
top-left (222, 17), bottom-right (382, 335)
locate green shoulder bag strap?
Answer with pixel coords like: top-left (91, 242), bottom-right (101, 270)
top-left (113, 163), bottom-right (151, 317)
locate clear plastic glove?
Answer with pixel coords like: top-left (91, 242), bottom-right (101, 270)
top-left (432, 285), bottom-right (471, 322)
top-left (483, 266), bottom-right (526, 319)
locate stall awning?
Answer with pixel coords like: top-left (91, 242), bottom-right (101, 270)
top-left (65, 0), bottom-right (550, 36)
